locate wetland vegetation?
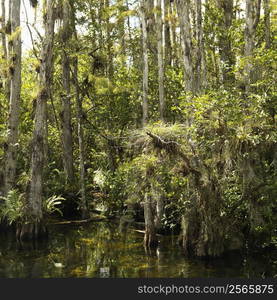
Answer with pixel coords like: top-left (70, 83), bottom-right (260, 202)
top-left (0, 0), bottom-right (276, 278)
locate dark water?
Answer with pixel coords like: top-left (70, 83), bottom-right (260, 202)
top-left (0, 221), bottom-right (276, 278)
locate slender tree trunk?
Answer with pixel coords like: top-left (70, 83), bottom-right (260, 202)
top-left (4, 0), bottom-right (21, 194)
top-left (105, 0), bottom-right (113, 78)
top-left (164, 0), bottom-right (172, 66)
top-left (125, 0), bottom-right (132, 45)
top-left (244, 0), bottom-right (261, 93)
top-left (154, 183), bottom-right (164, 231)
top-left (1, 0), bottom-right (11, 106)
top-left (180, 214), bottom-right (190, 255)
top-left (263, 0), bottom-right (270, 49)
top-left (140, 0), bottom-right (149, 127)
top-left (7, 0), bottom-right (12, 56)
top-left (0, 0), bottom-right (7, 59)
top-left (156, 0), bottom-right (165, 121)
top-left (176, 0), bottom-right (194, 93)
top-left (72, 6), bottom-right (89, 219)
top-left (169, 1), bottom-right (177, 67)
top-left (61, 0), bottom-right (74, 184)
top-left (144, 191), bottom-right (157, 248)
top-left (18, 0), bottom-right (55, 240)
top-left (73, 57), bottom-right (89, 219)
top-left (118, 0), bottom-right (127, 63)
top-left (195, 0), bottom-right (206, 91)
top-left (216, 0), bottom-right (234, 84)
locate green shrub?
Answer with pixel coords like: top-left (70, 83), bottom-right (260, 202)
top-left (0, 190), bottom-right (25, 225)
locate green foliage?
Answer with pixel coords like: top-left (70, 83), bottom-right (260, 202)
top-left (0, 190), bottom-right (25, 225)
top-left (0, 0), bottom-right (275, 256)
top-left (43, 195), bottom-right (66, 216)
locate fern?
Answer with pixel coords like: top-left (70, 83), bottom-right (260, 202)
top-left (0, 190), bottom-right (24, 225)
top-left (44, 195), bottom-right (65, 216)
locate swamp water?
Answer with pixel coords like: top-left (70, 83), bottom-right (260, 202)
top-left (0, 221), bottom-right (276, 278)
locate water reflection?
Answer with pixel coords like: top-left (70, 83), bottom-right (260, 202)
top-left (0, 221), bottom-right (275, 278)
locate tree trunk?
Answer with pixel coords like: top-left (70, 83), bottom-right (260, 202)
top-left (4, 0), bottom-right (21, 194)
top-left (216, 0), bottom-right (235, 84)
top-left (241, 148), bottom-right (265, 245)
top-left (19, 0), bottom-right (55, 240)
top-left (168, 1), bottom-right (178, 68)
top-left (73, 57), bottom-right (89, 219)
top-left (154, 191), bottom-right (164, 231)
top-left (61, 0), bottom-right (74, 184)
top-left (0, 0), bottom-right (7, 59)
top-left (180, 214), bottom-right (190, 255)
top-left (155, 0), bottom-right (165, 121)
top-left (194, 0), bottom-right (206, 91)
top-left (176, 0), bottom-right (194, 93)
top-left (1, 0), bottom-right (10, 101)
top-left (144, 192), bottom-right (158, 248)
top-left (105, 0), bottom-right (114, 78)
top-left (244, 0), bottom-right (261, 93)
top-left (164, 0), bottom-right (172, 66)
top-left (263, 0), bottom-right (271, 49)
top-left (140, 0), bottom-right (149, 127)
top-left (72, 7), bottom-right (89, 220)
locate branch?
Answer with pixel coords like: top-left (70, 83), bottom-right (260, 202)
top-left (146, 131), bottom-right (180, 149)
top-left (146, 131), bottom-right (200, 177)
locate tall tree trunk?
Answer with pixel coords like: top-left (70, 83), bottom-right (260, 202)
top-left (18, 0), bottom-right (55, 241)
top-left (156, 0), bottom-right (165, 121)
top-left (164, 0), bottom-right (172, 66)
top-left (1, 0), bottom-right (10, 102)
top-left (263, 0), bottom-right (271, 49)
top-left (144, 191), bottom-right (157, 248)
top-left (169, 0), bottom-right (177, 67)
top-left (4, 0), bottom-right (21, 194)
top-left (72, 6), bottom-right (89, 219)
top-left (61, 0), bottom-right (74, 184)
top-left (0, 0), bottom-right (7, 59)
top-left (73, 57), bottom-right (89, 219)
top-left (194, 0), bottom-right (206, 91)
top-left (154, 182), bottom-right (164, 231)
top-left (118, 0), bottom-right (127, 63)
top-left (140, 0), bottom-right (149, 127)
top-left (105, 0), bottom-right (114, 78)
top-left (216, 0), bottom-right (234, 84)
top-left (244, 0), bottom-right (261, 93)
top-left (176, 0), bottom-right (194, 93)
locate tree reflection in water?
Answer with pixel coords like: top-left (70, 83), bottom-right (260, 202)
top-left (0, 222), bottom-right (275, 278)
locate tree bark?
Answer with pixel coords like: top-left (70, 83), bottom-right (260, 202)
top-left (22, 0), bottom-right (55, 240)
top-left (105, 0), bottom-right (114, 78)
top-left (176, 0), bottom-right (194, 92)
top-left (61, 0), bottom-right (74, 184)
top-left (155, 0), bottom-right (165, 121)
top-left (144, 191), bottom-right (158, 248)
top-left (164, 0), bottom-right (172, 66)
top-left (1, 0), bottom-right (10, 101)
top-left (244, 0), bottom-right (261, 93)
top-left (4, 0), bottom-right (21, 194)
top-left (263, 0), bottom-right (271, 49)
top-left (216, 0), bottom-right (235, 84)
top-left (154, 184), bottom-right (164, 231)
top-left (140, 0), bottom-right (149, 127)
top-left (72, 6), bottom-right (89, 219)
top-left (0, 0), bottom-right (7, 59)
top-left (73, 57), bottom-right (89, 219)
top-left (169, 1), bottom-right (178, 67)
top-left (194, 0), bottom-right (206, 91)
